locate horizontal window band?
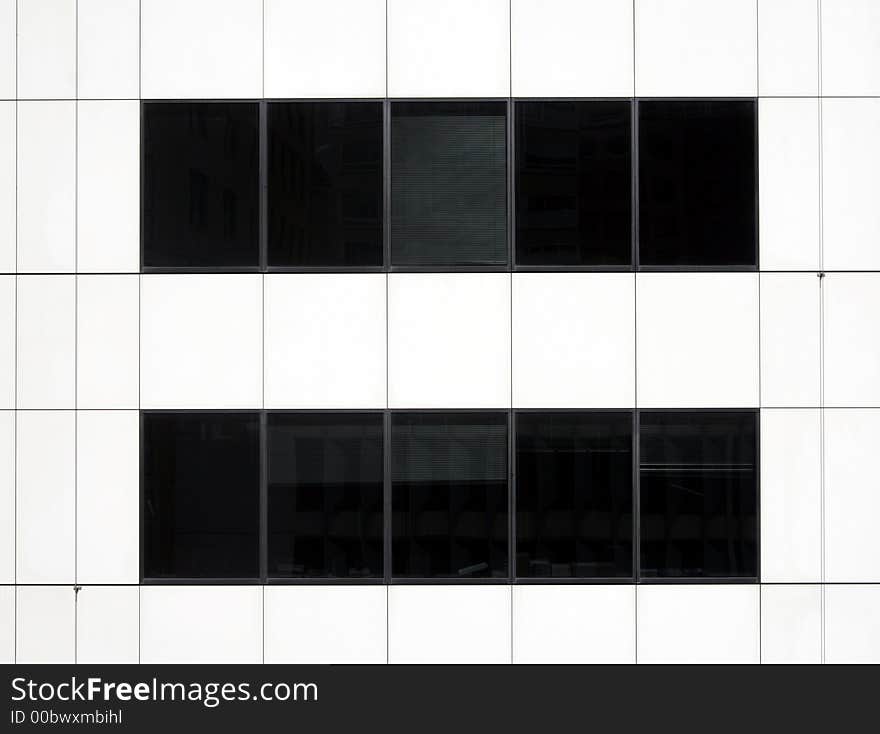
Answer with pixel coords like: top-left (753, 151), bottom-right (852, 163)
top-left (139, 98), bottom-right (759, 272)
top-left (140, 409), bottom-right (760, 585)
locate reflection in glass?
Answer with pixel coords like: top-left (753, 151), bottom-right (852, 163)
top-left (142, 102), bottom-right (260, 268)
top-left (392, 413), bottom-right (508, 578)
top-left (268, 102), bottom-right (383, 267)
top-left (142, 412), bottom-right (260, 579)
top-left (267, 413), bottom-right (383, 578)
top-left (391, 102), bottom-right (507, 266)
top-left (516, 101), bottom-right (632, 266)
top-left (639, 411), bottom-right (758, 578)
top-left (638, 100), bottom-right (757, 267)
top-left (516, 412), bottom-right (633, 578)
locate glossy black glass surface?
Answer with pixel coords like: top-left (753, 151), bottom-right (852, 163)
top-left (515, 101), bottom-right (632, 267)
top-left (267, 413), bottom-right (384, 578)
top-left (268, 102), bottom-right (383, 267)
top-left (516, 412), bottom-right (633, 578)
top-left (391, 102), bottom-right (507, 266)
top-left (142, 102), bottom-right (260, 268)
top-left (639, 411), bottom-right (758, 578)
top-left (638, 100), bottom-right (757, 268)
top-left (142, 412), bottom-right (260, 579)
top-left (392, 413), bottom-right (508, 578)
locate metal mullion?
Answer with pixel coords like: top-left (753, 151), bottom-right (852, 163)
top-left (383, 411), bottom-right (392, 584)
top-left (507, 98), bottom-right (514, 269)
top-left (138, 412), bottom-right (145, 584)
top-left (508, 410), bottom-right (515, 583)
top-left (383, 100), bottom-right (391, 270)
top-left (259, 101), bottom-right (268, 271)
top-left (632, 97), bottom-right (639, 271)
top-left (634, 409), bottom-right (641, 583)
top-left (260, 411), bottom-right (268, 583)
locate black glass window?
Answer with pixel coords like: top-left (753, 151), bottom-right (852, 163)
top-left (142, 102), bottom-right (260, 268)
top-left (516, 412), bottom-right (633, 578)
top-left (267, 413), bottom-right (383, 578)
top-left (391, 102), bottom-right (507, 267)
top-left (392, 413), bottom-right (508, 578)
top-left (639, 411), bottom-right (758, 578)
top-left (268, 102), bottom-right (383, 267)
top-left (638, 100), bottom-right (757, 268)
top-left (515, 101), bottom-right (631, 267)
top-left (142, 412), bottom-right (260, 579)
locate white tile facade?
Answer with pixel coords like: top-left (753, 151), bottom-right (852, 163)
top-left (0, 0), bottom-right (877, 665)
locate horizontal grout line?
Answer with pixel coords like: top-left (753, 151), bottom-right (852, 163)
top-left (5, 581), bottom-right (879, 587)
top-left (8, 270), bottom-right (879, 277)
top-left (2, 272), bottom-right (140, 277)
top-left (5, 96), bottom-right (880, 102)
top-left (6, 407), bottom-right (140, 412)
top-left (1, 98), bottom-right (142, 102)
top-left (8, 407), bottom-right (880, 413)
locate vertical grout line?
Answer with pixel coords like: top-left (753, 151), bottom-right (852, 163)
top-left (12, 0), bottom-right (17, 665)
top-left (74, 1), bottom-right (79, 665)
top-left (634, 585), bottom-right (638, 664)
top-left (509, 583), bottom-right (513, 665)
top-left (383, 2), bottom-right (391, 653)
top-left (632, 0), bottom-right (638, 665)
top-left (817, 0), bottom-right (826, 665)
top-left (508, 0), bottom-right (512, 100)
top-left (74, 7), bottom-right (79, 653)
top-left (755, 0), bottom-right (759, 98)
top-left (508, 1), bottom-right (514, 666)
top-left (138, 0), bottom-right (142, 664)
top-left (757, 580), bottom-right (762, 664)
top-left (632, 0), bottom-right (636, 99)
top-left (819, 279), bottom-right (826, 663)
top-left (754, 0), bottom-right (762, 659)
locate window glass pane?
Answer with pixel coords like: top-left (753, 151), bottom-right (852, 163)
top-left (391, 102), bottom-right (507, 266)
top-left (515, 101), bottom-right (632, 267)
top-left (267, 413), bottom-right (383, 578)
top-left (268, 102), bottom-right (383, 267)
top-left (516, 412), bottom-right (633, 578)
top-left (142, 412), bottom-right (260, 579)
top-left (638, 100), bottom-right (757, 268)
top-left (392, 413), bottom-right (508, 578)
top-left (142, 102), bottom-right (260, 268)
top-left (639, 411), bottom-right (758, 578)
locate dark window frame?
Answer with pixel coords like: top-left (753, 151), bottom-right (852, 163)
top-left (636, 408), bottom-right (761, 583)
top-left (139, 409), bottom-right (264, 584)
top-left (390, 409), bottom-right (510, 580)
top-left (140, 408), bottom-right (759, 585)
top-left (141, 97), bottom-right (758, 274)
top-left (512, 98), bottom-right (635, 272)
top-left (513, 409), bottom-right (636, 580)
top-left (140, 99), bottom-right (265, 273)
top-left (388, 99), bottom-right (510, 270)
top-left (265, 410), bottom-right (385, 580)
top-left (266, 99), bottom-right (385, 270)
top-left (634, 97), bottom-right (759, 272)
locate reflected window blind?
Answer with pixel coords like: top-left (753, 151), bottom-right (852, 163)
top-left (391, 102), bottom-right (507, 266)
top-left (392, 414), bottom-right (507, 484)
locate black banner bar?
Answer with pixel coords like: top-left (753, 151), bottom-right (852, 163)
top-left (2, 664), bottom-right (875, 733)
